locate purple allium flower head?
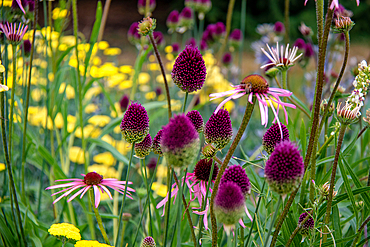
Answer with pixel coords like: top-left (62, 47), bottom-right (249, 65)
top-left (137, 0), bottom-right (156, 15)
top-left (197, 0), bottom-right (212, 14)
top-left (204, 109), bottom-right (233, 150)
top-left (140, 236), bottom-right (156, 247)
top-left (179, 7), bottom-right (194, 29)
top-left (155, 86), bottom-right (162, 96)
top-left (293, 38), bottom-right (306, 50)
top-left (274, 21), bottom-right (285, 34)
top-left (200, 39), bottom-right (208, 51)
top-left (26, 0), bottom-right (34, 11)
top-left (160, 114), bottom-right (200, 169)
top-left (230, 29), bottom-right (242, 41)
top-left (298, 212), bottom-right (314, 237)
top-left (194, 158), bottom-right (218, 182)
top-left (152, 129), bottom-right (163, 156)
top-left (262, 123), bottom-right (289, 154)
top-left (202, 30), bottom-right (213, 44)
top-left (172, 45), bottom-right (207, 93)
top-left (167, 10), bottom-right (179, 30)
top-left (135, 133), bottom-right (152, 158)
top-left (120, 102), bottom-right (149, 144)
top-left (128, 22), bottom-right (141, 45)
top-left (214, 181), bottom-right (245, 226)
top-left (222, 52), bottom-right (233, 66)
top-left (221, 165), bottom-right (251, 195)
top-left (147, 157), bottom-right (157, 170)
top-left (186, 37), bottom-right (197, 48)
top-left (180, 6), bottom-right (193, 19)
top-left (119, 94), bottom-right (130, 112)
top-left (153, 31), bottom-right (165, 47)
top-left (215, 22), bottom-right (226, 36)
top-left (264, 140), bottom-right (304, 195)
top-left (304, 43), bottom-right (314, 58)
top-left (172, 43), bottom-right (180, 54)
top-left (21, 39), bottom-right (31, 57)
top-left (186, 110), bottom-right (204, 133)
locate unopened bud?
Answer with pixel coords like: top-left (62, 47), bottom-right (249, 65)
top-left (122, 213), bottom-right (132, 221)
top-left (333, 16), bottom-right (354, 33)
top-left (320, 182), bottom-right (337, 200)
top-left (138, 17), bottom-right (156, 36)
top-left (202, 143), bottom-right (217, 158)
top-left (265, 67), bottom-right (279, 78)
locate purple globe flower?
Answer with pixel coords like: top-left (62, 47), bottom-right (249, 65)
top-left (193, 158), bottom-right (218, 182)
top-left (274, 21), bottom-right (285, 34)
top-left (179, 7), bottom-right (194, 29)
top-left (293, 38), bottom-right (306, 50)
top-left (135, 133), bottom-right (152, 159)
top-left (155, 87), bottom-right (162, 96)
top-left (152, 129), bottom-right (163, 156)
top-left (262, 123), bottom-right (289, 154)
top-left (160, 114), bottom-right (200, 169)
top-left (304, 43), bottom-right (314, 58)
top-left (204, 109), bottom-right (232, 150)
top-left (200, 39), bottom-right (208, 52)
top-left (141, 236), bottom-right (156, 247)
top-left (128, 22), bottom-right (141, 45)
top-left (264, 140), bottom-right (304, 195)
top-left (147, 157), bottom-right (157, 170)
top-left (172, 43), bottom-right (180, 55)
top-left (21, 39), bottom-right (31, 57)
top-left (222, 52), bottom-right (232, 67)
top-left (185, 37), bottom-right (197, 47)
top-left (221, 165), bottom-right (251, 195)
top-left (166, 10), bottom-right (179, 31)
top-left (229, 29), bottom-right (242, 49)
top-left (120, 94), bottom-right (130, 112)
top-left (153, 31), bottom-right (165, 47)
top-left (215, 22), bottom-right (225, 37)
top-left (298, 212), bottom-right (314, 237)
top-left (137, 0), bottom-right (156, 15)
top-left (214, 181), bottom-right (245, 227)
top-left (120, 102), bottom-right (149, 144)
top-left (26, 0), bottom-right (34, 11)
top-left (186, 110), bottom-right (204, 133)
top-left (172, 45), bottom-right (207, 93)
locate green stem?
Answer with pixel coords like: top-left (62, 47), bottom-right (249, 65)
top-left (21, 0), bottom-right (38, 204)
top-left (89, 190), bottom-right (111, 245)
top-left (350, 215), bottom-right (370, 247)
top-left (269, 2), bottom-right (334, 245)
top-left (8, 45), bottom-right (17, 164)
top-left (281, 70), bottom-right (287, 90)
top-left (285, 214), bottom-right (310, 247)
top-left (140, 159), bottom-right (153, 236)
top-left (115, 144), bottom-right (135, 246)
top-left (197, 160), bottom-right (215, 246)
top-left (216, 0), bottom-right (236, 63)
top-left (176, 169), bottom-right (184, 247)
top-left (210, 98), bottom-right (256, 246)
top-left (148, 32), bottom-right (172, 120)
top-left (182, 92), bottom-right (188, 113)
top-left (238, 0), bottom-right (247, 76)
top-left (163, 168), bottom-right (174, 247)
top-left (97, 0), bottom-right (111, 42)
top-left (245, 181), bottom-right (266, 247)
top-left (228, 234), bottom-right (233, 247)
top-left (264, 196), bottom-right (282, 246)
top-left (239, 224), bottom-right (244, 247)
top-left (323, 124), bottom-right (347, 242)
top-left (284, 0), bottom-right (290, 43)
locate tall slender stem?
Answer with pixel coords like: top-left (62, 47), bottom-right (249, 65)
top-left (164, 168), bottom-right (174, 247)
top-left (8, 45), bottom-right (17, 163)
top-left (269, 2), bottom-right (334, 245)
top-left (115, 144), bottom-right (135, 246)
top-left (264, 196), bottom-right (282, 246)
top-left (140, 159), bottom-right (153, 236)
top-left (176, 169), bottom-right (183, 247)
top-left (182, 92), bottom-right (188, 113)
top-left (284, 0), bottom-right (290, 43)
top-left (216, 0), bottom-right (236, 63)
top-left (97, 0), bottom-right (111, 42)
top-left (210, 98), bottom-right (255, 246)
top-left (21, 0), bottom-right (38, 203)
top-left (89, 190), bottom-right (111, 245)
top-left (351, 215), bottom-right (370, 247)
top-left (239, 0), bottom-right (247, 76)
top-left (148, 32), bottom-right (172, 120)
top-left (323, 124), bottom-right (347, 242)
top-left (197, 160), bottom-right (215, 246)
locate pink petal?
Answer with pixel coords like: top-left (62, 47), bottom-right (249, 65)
top-left (99, 184), bottom-right (113, 200)
top-left (80, 186), bottom-right (92, 199)
top-left (93, 185), bottom-right (101, 208)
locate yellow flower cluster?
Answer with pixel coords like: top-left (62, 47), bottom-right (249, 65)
top-left (75, 240), bottom-right (113, 247)
top-left (48, 223), bottom-right (81, 241)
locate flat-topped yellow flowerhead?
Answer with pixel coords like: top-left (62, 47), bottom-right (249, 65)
top-left (48, 223), bottom-right (81, 242)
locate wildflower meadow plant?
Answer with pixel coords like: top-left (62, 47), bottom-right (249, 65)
top-left (1, 0), bottom-right (370, 247)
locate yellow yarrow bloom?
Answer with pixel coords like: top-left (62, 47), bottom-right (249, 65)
top-left (93, 152), bottom-right (115, 166)
top-left (103, 47), bottom-right (121, 56)
top-left (75, 240), bottom-right (113, 247)
top-left (156, 74), bottom-right (171, 84)
top-left (98, 41), bottom-right (109, 50)
top-left (151, 182), bottom-right (167, 197)
top-left (119, 65), bottom-right (133, 74)
top-left (0, 0), bottom-right (12, 7)
top-left (88, 164), bottom-right (118, 178)
top-left (145, 92), bottom-right (156, 100)
top-left (75, 125), bottom-right (101, 139)
top-left (138, 72), bottom-right (150, 84)
top-left (84, 87), bottom-right (102, 101)
top-left (85, 104), bottom-right (99, 114)
top-left (69, 146), bottom-right (87, 164)
top-left (0, 163), bottom-right (5, 172)
top-left (164, 45), bottom-right (173, 53)
top-left (88, 115), bottom-right (111, 127)
top-left (52, 8), bottom-right (68, 20)
top-left (48, 223), bottom-right (81, 241)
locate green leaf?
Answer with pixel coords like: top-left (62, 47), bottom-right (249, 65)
top-left (332, 205), bottom-right (343, 247)
top-left (300, 118), bottom-right (306, 158)
top-left (0, 214), bottom-right (17, 246)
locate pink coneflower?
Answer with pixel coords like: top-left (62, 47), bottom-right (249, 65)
top-left (46, 172), bottom-right (135, 208)
top-left (260, 42), bottom-right (303, 70)
top-left (0, 22), bottom-right (28, 45)
top-left (209, 74), bottom-right (295, 128)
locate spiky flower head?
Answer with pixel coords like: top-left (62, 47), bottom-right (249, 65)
top-left (21, 39), bottom-right (31, 57)
top-left (274, 21), bottom-right (285, 34)
top-left (229, 29), bottom-right (242, 49)
top-left (193, 158), bottom-right (218, 182)
top-left (0, 22), bottom-right (28, 45)
top-left (298, 212), bottom-right (314, 237)
top-left (201, 143), bottom-right (217, 158)
top-left (204, 109), bottom-right (232, 150)
top-left (138, 17), bottom-right (156, 36)
top-left (221, 165), bottom-right (251, 195)
top-left (186, 110), bottom-right (204, 133)
top-left (265, 140), bottom-right (304, 195)
top-left (262, 123), bottom-right (290, 154)
top-left (336, 102), bottom-right (360, 125)
top-left (120, 102), bottom-right (149, 144)
top-left (333, 16), bottom-right (355, 33)
top-left (140, 236), bottom-right (156, 247)
top-left (160, 114), bottom-right (200, 169)
top-left (152, 129), bottom-right (163, 156)
top-left (135, 133), bottom-right (152, 159)
top-left (128, 22), bottom-right (141, 45)
top-left (172, 45), bottom-right (207, 93)
top-left (214, 181), bottom-right (245, 226)
top-left (195, 0), bottom-right (212, 17)
top-left (48, 223), bottom-right (81, 242)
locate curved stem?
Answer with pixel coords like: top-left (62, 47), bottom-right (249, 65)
top-left (148, 32), bottom-right (172, 120)
top-left (97, 0), bottom-right (111, 42)
top-left (269, 2), bottom-right (334, 245)
top-left (21, 0), bottom-right (38, 203)
top-left (176, 169), bottom-right (184, 247)
top-left (89, 189), bottom-right (110, 245)
top-left (115, 144), bottom-right (135, 246)
top-left (210, 98), bottom-right (255, 246)
top-left (323, 124), bottom-right (347, 242)
top-left (350, 215), bottom-right (370, 247)
top-left (216, 0), bottom-right (236, 63)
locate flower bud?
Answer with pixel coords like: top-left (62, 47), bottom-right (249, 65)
top-left (137, 0), bottom-right (156, 16)
top-left (298, 212), bottom-right (314, 237)
top-left (320, 99), bottom-right (335, 117)
top-left (138, 17), bottom-right (156, 36)
top-left (135, 133), bottom-right (152, 159)
top-left (320, 182), bottom-right (337, 200)
top-left (221, 165), bottom-right (251, 195)
top-left (204, 109), bottom-right (233, 150)
top-left (333, 16), bottom-right (355, 33)
top-left (120, 102), bottom-right (149, 144)
top-left (186, 110), bottom-right (204, 133)
top-left (141, 236), bottom-right (156, 247)
top-left (363, 109), bottom-right (370, 127)
top-left (201, 143), bottom-right (217, 158)
top-left (262, 123), bottom-right (289, 154)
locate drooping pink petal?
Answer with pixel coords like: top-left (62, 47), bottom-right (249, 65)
top-left (67, 187), bottom-right (87, 202)
top-left (46, 181), bottom-right (83, 190)
top-left (239, 218), bottom-right (246, 228)
top-left (80, 185), bottom-right (92, 199)
top-left (93, 185), bottom-right (101, 208)
top-left (99, 184), bottom-right (113, 200)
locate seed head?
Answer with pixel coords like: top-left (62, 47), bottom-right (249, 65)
top-left (241, 74), bottom-right (269, 94)
top-left (262, 123), bottom-right (290, 154)
top-left (135, 133), bottom-right (152, 159)
top-left (194, 158), bottom-right (218, 182)
top-left (186, 110), bottom-right (204, 133)
top-left (221, 165), bottom-right (251, 195)
top-left (204, 109), bottom-right (233, 150)
top-left (120, 102), bottom-right (149, 144)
